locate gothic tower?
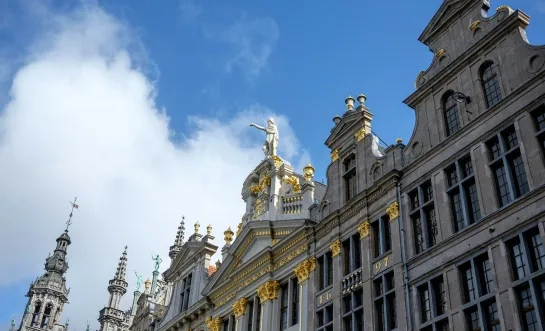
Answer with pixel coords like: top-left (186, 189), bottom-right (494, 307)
top-left (19, 228), bottom-right (72, 331)
top-left (98, 246), bottom-right (128, 331)
top-left (168, 217), bottom-right (185, 264)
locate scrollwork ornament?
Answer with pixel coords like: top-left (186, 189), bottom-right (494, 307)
top-left (293, 257), bottom-right (316, 282)
top-left (232, 297), bottom-right (248, 318)
top-left (330, 240), bottom-right (341, 257)
top-left (257, 280), bottom-right (280, 303)
top-left (205, 317), bottom-right (222, 331)
top-left (358, 221), bottom-right (370, 239)
top-left (386, 201), bottom-right (399, 220)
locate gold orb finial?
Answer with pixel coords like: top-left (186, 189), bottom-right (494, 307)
top-left (303, 163), bottom-right (316, 181)
top-left (396, 138), bottom-right (403, 144)
top-left (224, 227), bottom-right (234, 245)
top-left (194, 221), bottom-right (200, 234)
top-left (206, 224), bottom-right (212, 236)
top-left (144, 278), bottom-right (151, 291)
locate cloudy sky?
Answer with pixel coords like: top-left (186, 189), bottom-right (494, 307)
top-left (1, 0), bottom-right (544, 330)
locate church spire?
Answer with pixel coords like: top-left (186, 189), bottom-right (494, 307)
top-left (114, 246), bottom-right (128, 280)
top-left (98, 246), bottom-right (129, 331)
top-left (168, 216), bottom-right (185, 263)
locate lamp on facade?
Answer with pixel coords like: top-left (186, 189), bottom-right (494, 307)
top-left (453, 91), bottom-right (471, 104)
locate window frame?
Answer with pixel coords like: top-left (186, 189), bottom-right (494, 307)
top-left (343, 154), bottom-right (357, 202)
top-left (415, 274), bottom-right (449, 331)
top-left (373, 271), bottom-right (397, 331)
top-left (342, 289), bottom-right (364, 331)
top-left (442, 91), bottom-right (462, 137)
top-left (342, 232), bottom-right (362, 276)
top-left (408, 180), bottom-right (437, 254)
top-left (486, 124), bottom-right (530, 208)
top-left (222, 315), bottom-right (236, 331)
top-left (530, 104), bottom-right (545, 164)
top-left (315, 304), bottom-right (333, 331)
top-left (479, 61), bottom-right (503, 109)
top-left (280, 278), bottom-right (300, 330)
top-left (317, 252), bottom-right (333, 290)
top-left (179, 272), bottom-right (193, 312)
top-left (371, 214), bottom-right (392, 259)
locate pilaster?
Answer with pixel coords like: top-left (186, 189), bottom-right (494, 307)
top-left (329, 240), bottom-right (342, 331)
top-left (256, 280), bottom-right (280, 331)
top-left (232, 297), bottom-right (248, 331)
top-left (293, 257), bottom-right (316, 331)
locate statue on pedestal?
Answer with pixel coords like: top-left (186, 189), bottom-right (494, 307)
top-left (249, 118), bottom-right (279, 158)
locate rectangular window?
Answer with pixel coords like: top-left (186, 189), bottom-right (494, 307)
top-left (343, 233), bottom-right (362, 275)
top-left (245, 298), bottom-right (261, 331)
top-left (344, 154), bottom-right (357, 201)
top-left (372, 215), bottom-right (391, 258)
top-left (531, 105), bottom-right (545, 163)
top-left (417, 275), bottom-right (448, 330)
top-left (409, 180), bottom-right (438, 254)
top-left (486, 125), bottom-right (530, 208)
top-left (280, 278), bottom-right (299, 330)
top-left (343, 290), bottom-right (363, 331)
top-left (247, 299), bottom-right (254, 331)
top-left (445, 155), bottom-right (481, 232)
top-left (318, 252), bottom-right (333, 290)
top-left (374, 271), bottom-right (396, 331)
top-left (458, 252), bottom-right (501, 331)
top-left (316, 304), bottom-right (333, 331)
top-left (179, 273), bottom-right (192, 312)
top-left (280, 284), bottom-right (288, 330)
top-left (507, 226), bottom-right (545, 281)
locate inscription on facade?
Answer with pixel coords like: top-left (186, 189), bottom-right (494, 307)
top-left (372, 255), bottom-right (391, 276)
top-left (316, 290), bottom-right (332, 307)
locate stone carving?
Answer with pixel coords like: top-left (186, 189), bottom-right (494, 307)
top-left (236, 221), bottom-right (243, 236)
top-left (386, 201), bottom-right (399, 220)
top-left (253, 198), bottom-right (266, 219)
top-left (250, 173), bottom-right (271, 195)
top-left (232, 297), bottom-right (248, 317)
top-left (257, 280), bottom-right (280, 303)
top-left (194, 221), bottom-right (200, 234)
top-left (303, 164), bottom-right (315, 181)
top-left (283, 175), bottom-right (301, 194)
top-left (249, 118), bottom-right (279, 158)
top-left (330, 149), bottom-right (339, 162)
top-left (224, 227), bottom-right (234, 245)
top-left (134, 271), bottom-right (143, 291)
top-left (354, 127), bottom-right (366, 142)
top-left (358, 221), bottom-right (370, 239)
top-left (152, 255), bottom-right (162, 272)
top-left (330, 240), bottom-right (341, 257)
top-left (293, 257), bottom-right (316, 282)
top-left (205, 317), bottom-right (222, 331)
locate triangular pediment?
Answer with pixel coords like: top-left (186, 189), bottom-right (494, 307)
top-left (164, 240), bottom-right (217, 281)
top-left (325, 111), bottom-right (365, 147)
top-left (419, 0), bottom-right (479, 45)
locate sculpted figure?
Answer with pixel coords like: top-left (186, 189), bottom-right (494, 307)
top-left (152, 255), bottom-right (162, 272)
top-left (134, 271), bottom-right (143, 291)
top-left (249, 118), bottom-right (279, 157)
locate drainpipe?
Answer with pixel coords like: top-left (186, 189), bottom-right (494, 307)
top-left (396, 181), bottom-right (412, 331)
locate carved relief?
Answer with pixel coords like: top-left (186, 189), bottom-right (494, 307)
top-left (250, 173), bottom-right (271, 195)
top-left (257, 280), bottom-right (280, 303)
top-left (205, 317), bottom-right (222, 331)
top-left (330, 149), bottom-right (339, 162)
top-left (410, 141), bottom-right (423, 158)
top-left (232, 297), bottom-right (248, 318)
top-left (358, 221), bottom-right (370, 239)
top-left (330, 240), bottom-right (341, 257)
top-left (253, 198), bottom-right (266, 219)
top-left (386, 201), bottom-right (399, 220)
top-left (528, 54), bottom-right (544, 73)
top-left (283, 175), bottom-right (301, 194)
top-left (293, 257), bottom-right (316, 282)
top-left (354, 127), bottom-right (366, 142)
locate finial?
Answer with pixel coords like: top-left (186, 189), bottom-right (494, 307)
top-left (194, 221), bottom-right (200, 234)
top-left (396, 138), bottom-right (403, 144)
top-left (357, 94), bottom-right (367, 105)
top-left (175, 216), bottom-right (186, 246)
top-left (215, 260), bottom-right (221, 268)
top-left (345, 96), bottom-right (355, 110)
top-left (206, 224), bottom-right (212, 236)
top-left (224, 227), bottom-right (234, 245)
top-left (303, 163), bottom-right (316, 181)
top-left (66, 197), bottom-right (79, 232)
top-left (332, 115), bottom-right (341, 125)
top-left (144, 278), bottom-right (151, 292)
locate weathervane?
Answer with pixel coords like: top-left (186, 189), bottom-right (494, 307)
top-left (66, 197), bottom-right (79, 232)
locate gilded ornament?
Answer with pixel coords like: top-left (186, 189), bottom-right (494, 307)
top-left (253, 198), bottom-right (266, 219)
top-left (257, 280), bottom-right (280, 302)
top-left (386, 201), bottom-right (399, 220)
top-left (330, 149), bottom-right (339, 162)
top-left (224, 227), bottom-right (234, 245)
top-left (293, 256), bottom-right (316, 282)
top-left (283, 175), bottom-right (301, 194)
top-left (272, 155), bottom-right (283, 167)
top-left (330, 240), bottom-right (341, 257)
top-left (236, 221), bottom-right (242, 236)
top-left (250, 185), bottom-right (261, 195)
top-left (358, 221), bottom-right (370, 239)
top-left (355, 127), bottom-right (366, 142)
top-left (469, 20), bottom-right (480, 31)
top-left (435, 49), bottom-right (445, 59)
top-left (303, 163), bottom-right (315, 181)
top-left (250, 173), bottom-right (271, 195)
top-left (232, 297), bottom-right (248, 317)
top-left (396, 138), bottom-right (403, 144)
top-left (205, 317), bottom-right (222, 331)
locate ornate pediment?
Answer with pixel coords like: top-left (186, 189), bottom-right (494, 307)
top-left (164, 241), bottom-right (217, 281)
top-left (418, 0), bottom-right (485, 45)
top-left (324, 112), bottom-right (363, 148)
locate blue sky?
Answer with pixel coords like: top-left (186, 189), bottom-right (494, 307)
top-left (1, 0), bottom-right (544, 329)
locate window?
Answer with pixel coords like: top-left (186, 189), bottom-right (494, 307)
top-left (459, 253), bottom-right (499, 331)
top-left (343, 290), bottom-right (363, 331)
top-left (31, 302), bottom-right (41, 327)
top-left (443, 91), bottom-right (462, 137)
top-left (374, 271), bottom-right (396, 331)
top-left (248, 299), bottom-right (254, 331)
top-left (256, 298), bottom-right (262, 331)
top-left (342, 233), bottom-right (362, 275)
top-left (222, 315), bottom-right (236, 331)
top-left (507, 227), bottom-right (545, 281)
top-left (179, 273), bottom-right (192, 312)
top-left (409, 180), bottom-right (437, 254)
top-left (318, 252), bottom-right (333, 290)
top-left (486, 125), bottom-right (530, 208)
top-left (41, 303), bottom-right (53, 328)
top-left (344, 154), bottom-right (357, 201)
top-left (280, 278), bottom-right (299, 330)
top-left (445, 155), bottom-right (481, 232)
top-left (480, 61), bottom-right (502, 108)
top-left (417, 275), bottom-right (448, 330)
top-left (316, 304), bottom-right (333, 331)
top-left (530, 105), bottom-right (545, 160)
top-left (372, 215), bottom-right (391, 258)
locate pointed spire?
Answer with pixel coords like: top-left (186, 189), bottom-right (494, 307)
top-left (114, 246), bottom-right (128, 280)
top-left (174, 216), bottom-right (185, 247)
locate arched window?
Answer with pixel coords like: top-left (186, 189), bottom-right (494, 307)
top-left (480, 61), bottom-right (502, 108)
top-left (343, 154), bottom-right (357, 201)
top-left (31, 302), bottom-right (41, 327)
top-left (41, 303), bottom-right (53, 328)
top-left (443, 91), bottom-right (461, 137)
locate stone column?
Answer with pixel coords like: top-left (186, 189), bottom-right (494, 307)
top-left (232, 297), bottom-right (248, 331)
top-left (256, 280), bottom-right (280, 331)
top-left (330, 240), bottom-right (342, 331)
top-left (293, 257), bottom-right (317, 331)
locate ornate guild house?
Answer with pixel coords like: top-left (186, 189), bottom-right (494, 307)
top-left (12, 0), bottom-right (545, 331)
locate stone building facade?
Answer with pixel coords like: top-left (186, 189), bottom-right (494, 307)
top-left (151, 1), bottom-right (545, 331)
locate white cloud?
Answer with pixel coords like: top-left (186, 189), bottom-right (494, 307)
top-left (0, 4), bottom-right (306, 330)
top-left (204, 15), bottom-right (280, 81)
